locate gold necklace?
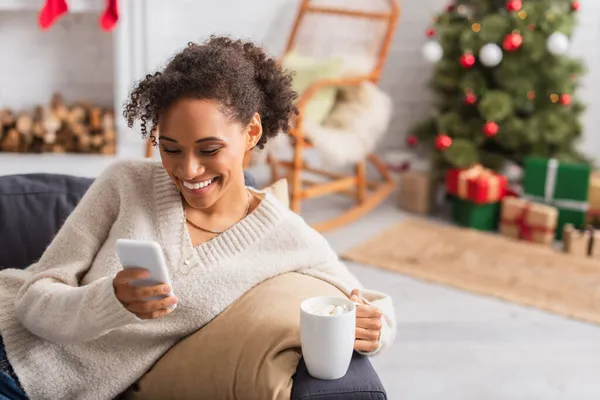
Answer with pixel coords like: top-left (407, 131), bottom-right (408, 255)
top-left (185, 191), bottom-right (252, 234)
top-left (179, 190), bottom-right (252, 273)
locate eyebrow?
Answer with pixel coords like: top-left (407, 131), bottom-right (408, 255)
top-left (159, 136), bottom-right (223, 144)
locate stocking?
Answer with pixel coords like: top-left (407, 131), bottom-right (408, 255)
top-left (39, 0), bottom-right (69, 30)
top-left (100, 0), bottom-right (119, 31)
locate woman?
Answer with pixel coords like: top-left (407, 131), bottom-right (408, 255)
top-left (0, 36), bottom-right (396, 400)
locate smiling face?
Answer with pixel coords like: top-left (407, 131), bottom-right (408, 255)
top-left (158, 98), bottom-right (261, 210)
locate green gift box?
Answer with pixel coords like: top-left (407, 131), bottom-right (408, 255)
top-left (523, 157), bottom-right (591, 240)
top-left (451, 197), bottom-right (500, 231)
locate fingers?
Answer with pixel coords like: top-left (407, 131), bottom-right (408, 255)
top-left (133, 284), bottom-right (172, 301)
top-left (349, 289), bottom-right (364, 304)
top-left (354, 339), bottom-right (379, 353)
top-left (113, 268), bottom-right (150, 285)
top-left (356, 316), bottom-right (383, 331)
top-left (355, 327), bottom-right (379, 341)
top-left (126, 296), bottom-right (178, 315)
top-left (356, 304), bottom-right (382, 318)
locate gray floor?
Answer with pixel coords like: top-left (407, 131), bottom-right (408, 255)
top-left (287, 181), bottom-right (600, 400)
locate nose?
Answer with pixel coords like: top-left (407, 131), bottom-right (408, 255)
top-left (177, 155), bottom-right (206, 180)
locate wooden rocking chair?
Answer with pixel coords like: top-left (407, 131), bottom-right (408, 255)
top-left (267, 0), bottom-right (401, 232)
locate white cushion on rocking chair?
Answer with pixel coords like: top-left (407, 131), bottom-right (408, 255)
top-left (303, 81), bottom-right (393, 167)
top-left (261, 179), bottom-right (290, 209)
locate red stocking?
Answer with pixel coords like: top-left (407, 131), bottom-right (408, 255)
top-left (100, 0), bottom-right (119, 31)
top-left (39, 0), bottom-right (69, 30)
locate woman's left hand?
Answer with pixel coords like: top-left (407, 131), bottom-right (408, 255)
top-left (349, 289), bottom-right (383, 353)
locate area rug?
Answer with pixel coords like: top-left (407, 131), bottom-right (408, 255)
top-left (341, 218), bottom-right (600, 325)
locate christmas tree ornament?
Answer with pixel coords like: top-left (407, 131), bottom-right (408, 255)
top-left (550, 94), bottom-right (559, 103)
top-left (527, 91), bottom-right (536, 100)
top-left (560, 94), bottom-right (572, 105)
top-left (406, 135), bottom-right (418, 147)
top-left (571, 1), bottom-right (580, 11)
top-left (518, 11), bottom-right (527, 19)
top-left (100, 0), bottom-right (119, 31)
top-left (547, 32), bottom-right (570, 55)
top-left (435, 134), bottom-right (452, 151)
top-left (479, 43), bottom-right (503, 67)
top-left (459, 52), bottom-right (476, 68)
top-left (464, 92), bottom-right (478, 105)
top-left (471, 23), bottom-right (481, 33)
top-left (426, 28), bottom-right (436, 38)
top-left (503, 32), bottom-right (523, 52)
top-left (506, 0), bottom-right (522, 12)
top-left (528, 24), bottom-right (536, 31)
top-left (483, 121), bottom-right (499, 137)
top-left (39, 0), bottom-right (68, 30)
top-left (421, 41), bottom-right (443, 63)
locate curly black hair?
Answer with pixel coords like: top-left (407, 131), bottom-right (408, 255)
top-left (123, 36), bottom-right (298, 149)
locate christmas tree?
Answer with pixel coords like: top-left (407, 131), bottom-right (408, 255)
top-left (411, 0), bottom-right (589, 177)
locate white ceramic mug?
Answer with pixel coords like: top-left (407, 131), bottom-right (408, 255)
top-left (300, 295), bottom-right (356, 380)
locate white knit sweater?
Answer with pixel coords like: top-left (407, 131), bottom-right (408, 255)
top-left (0, 160), bottom-right (396, 400)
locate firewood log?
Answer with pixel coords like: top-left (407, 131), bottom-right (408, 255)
top-left (16, 113), bottom-right (33, 135)
top-left (67, 106), bottom-right (85, 127)
top-left (32, 122), bottom-right (45, 139)
top-left (76, 131), bottom-right (91, 152)
top-left (100, 144), bottom-right (116, 154)
top-left (29, 137), bottom-right (45, 153)
top-left (49, 143), bottom-right (65, 153)
top-left (42, 107), bottom-right (61, 137)
top-left (90, 108), bottom-right (102, 131)
top-left (69, 124), bottom-right (89, 152)
top-left (104, 129), bottom-right (116, 144)
top-left (1, 129), bottom-right (21, 152)
top-left (44, 131), bottom-right (56, 145)
top-left (102, 111), bottom-right (115, 131)
top-left (90, 134), bottom-right (104, 149)
top-left (55, 127), bottom-right (72, 147)
top-left (0, 109), bottom-right (15, 129)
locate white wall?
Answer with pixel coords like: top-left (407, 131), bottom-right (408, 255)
top-left (141, 0), bottom-right (600, 163)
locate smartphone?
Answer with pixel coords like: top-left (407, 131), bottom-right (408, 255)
top-left (115, 239), bottom-right (175, 302)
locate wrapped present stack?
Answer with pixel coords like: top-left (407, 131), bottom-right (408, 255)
top-left (499, 197), bottom-right (558, 245)
top-left (522, 157), bottom-right (591, 240)
top-left (587, 171), bottom-right (600, 227)
top-left (563, 224), bottom-right (600, 259)
top-left (398, 159), bottom-right (437, 215)
top-left (446, 164), bottom-right (507, 231)
top-left (398, 171), bottom-right (435, 215)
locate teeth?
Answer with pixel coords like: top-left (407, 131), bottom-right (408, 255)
top-left (183, 178), bottom-right (214, 190)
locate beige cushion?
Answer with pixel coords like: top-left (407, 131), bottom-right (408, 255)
top-left (282, 51), bottom-right (344, 125)
top-left (122, 273), bottom-right (345, 400)
top-left (261, 179), bottom-right (289, 208)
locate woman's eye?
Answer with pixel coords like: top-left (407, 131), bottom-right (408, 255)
top-left (162, 148), bottom-right (181, 154)
top-left (200, 148), bottom-right (220, 156)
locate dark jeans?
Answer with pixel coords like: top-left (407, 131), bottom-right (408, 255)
top-left (0, 338), bottom-right (27, 400)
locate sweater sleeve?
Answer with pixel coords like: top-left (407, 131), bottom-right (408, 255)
top-left (14, 162), bottom-right (143, 345)
top-left (298, 257), bottom-right (397, 358)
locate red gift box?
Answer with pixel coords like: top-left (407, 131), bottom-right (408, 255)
top-left (446, 164), bottom-right (508, 204)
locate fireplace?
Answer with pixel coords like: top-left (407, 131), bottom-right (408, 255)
top-left (0, 0), bottom-right (149, 172)
top-left (0, 5), bottom-right (118, 154)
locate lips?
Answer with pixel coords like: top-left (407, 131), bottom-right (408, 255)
top-left (182, 178), bottom-right (215, 190)
top-left (179, 176), bottom-right (219, 196)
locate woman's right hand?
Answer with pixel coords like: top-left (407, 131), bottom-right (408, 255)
top-left (113, 268), bottom-right (178, 320)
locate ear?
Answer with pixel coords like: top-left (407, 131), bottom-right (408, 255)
top-left (244, 113), bottom-right (263, 151)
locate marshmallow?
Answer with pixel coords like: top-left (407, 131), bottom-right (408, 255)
top-left (308, 303), bottom-right (351, 316)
